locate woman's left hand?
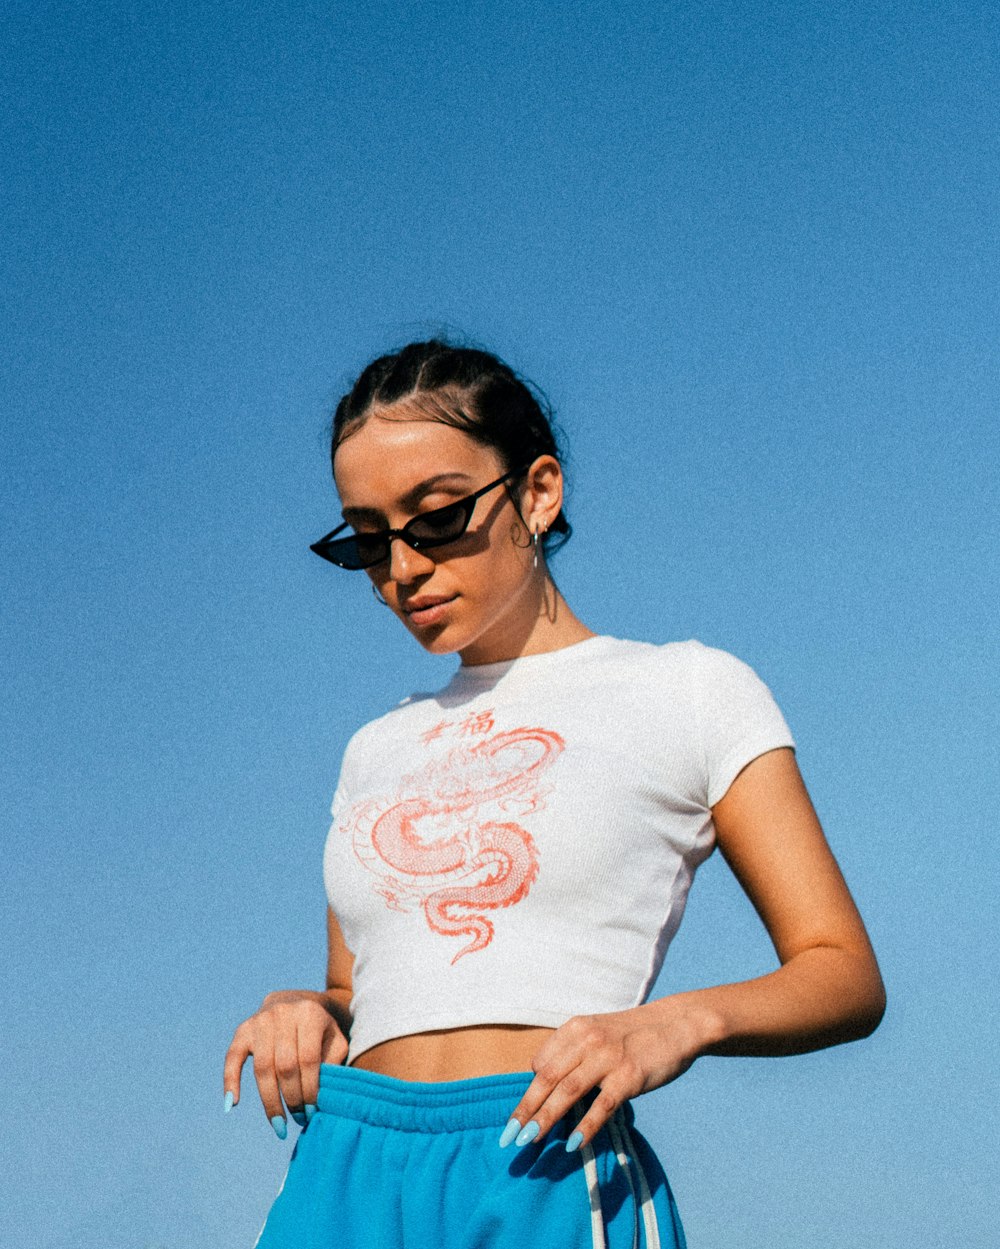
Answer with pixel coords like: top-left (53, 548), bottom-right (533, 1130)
top-left (501, 998), bottom-right (712, 1152)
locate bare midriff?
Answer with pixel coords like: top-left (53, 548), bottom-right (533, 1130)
top-left (348, 1024), bottom-right (555, 1083)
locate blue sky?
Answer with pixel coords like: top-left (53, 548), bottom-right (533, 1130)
top-left (2, 1), bottom-right (997, 1245)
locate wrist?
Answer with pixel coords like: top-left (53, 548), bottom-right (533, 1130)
top-left (647, 992), bottom-right (729, 1061)
top-left (687, 996), bottom-right (729, 1056)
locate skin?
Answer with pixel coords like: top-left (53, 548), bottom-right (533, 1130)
top-left (224, 404), bottom-right (886, 1152)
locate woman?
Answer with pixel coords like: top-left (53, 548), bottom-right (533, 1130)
top-left (224, 340), bottom-right (885, 1248)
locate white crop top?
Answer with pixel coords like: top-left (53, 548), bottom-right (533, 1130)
top-left (323, 636), bottom-right (795, 1062)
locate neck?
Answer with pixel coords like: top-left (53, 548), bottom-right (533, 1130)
top-left (458, 577), bottom-right (595, 667)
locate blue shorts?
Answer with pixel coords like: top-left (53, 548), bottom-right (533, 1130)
top-left (254, 1064), bottom-right (686, 1249)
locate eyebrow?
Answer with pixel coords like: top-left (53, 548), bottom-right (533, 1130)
top-left (340, 472), bottom-right (476, 524)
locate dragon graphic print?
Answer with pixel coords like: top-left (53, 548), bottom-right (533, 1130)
top-left (341, 709), bottom-right (564, 964)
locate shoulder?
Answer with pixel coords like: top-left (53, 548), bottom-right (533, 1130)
top-left (607, 636), bottom-right (780, 686)
top-left (676, 641), bottom-right (795, 807)
top-left (631, 637), bottom-right (790, 721)
top-left (556, 637), bottom-right (781, 732)
top-left (592, 635), bottom-right (758, 688)
top-left (607, 635), bottom-right (794, 783)
top-left (671, 638), bottom-right (776, 689)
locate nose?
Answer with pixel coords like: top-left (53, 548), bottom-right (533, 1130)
top-left (387, 535), bottom-right (436, 584)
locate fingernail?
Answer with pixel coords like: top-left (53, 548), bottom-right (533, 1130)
top-left (291, 1110), bottom-right (307, 1127)
top-left (271, 1115), bottom-right (287, 1140)
top-left (223, 1091), bottom-right (234, 1114)
top-left (498, 1118), bottom-right (522, 1149)
top-left (515, 1120), bottom-right (540, 1147)
top-left (304, 1104), bottom-right (317, 1123)
top-left (566, 1130), bottom-right (584, 1153)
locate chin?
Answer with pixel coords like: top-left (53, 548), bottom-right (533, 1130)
top-left (416, 634), bottom-right (459, 656)
top-left (401, 618), bottom-right (463, 656)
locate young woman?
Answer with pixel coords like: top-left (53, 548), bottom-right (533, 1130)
top-left (224, 340), bottom-right (885, 1249)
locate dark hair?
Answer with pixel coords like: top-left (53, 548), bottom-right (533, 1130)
top-left (330, 339), bottom-right (571, 553)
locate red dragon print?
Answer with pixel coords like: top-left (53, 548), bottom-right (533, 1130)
top-left (345, 722), bottom-right (564, 963)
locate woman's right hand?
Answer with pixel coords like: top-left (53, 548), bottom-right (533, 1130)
top-left (223, 989), bottom-right (349, 1137)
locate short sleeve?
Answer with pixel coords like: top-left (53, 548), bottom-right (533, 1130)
top-left (329, 725), bottom-right (365, 821)
top-left (330, 774), bottom-right (353, 826)
top-left (689, 642), bottom-right (796, 807)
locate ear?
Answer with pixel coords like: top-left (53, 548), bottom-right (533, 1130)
top-left (522, 456), bottom-right (564, 535)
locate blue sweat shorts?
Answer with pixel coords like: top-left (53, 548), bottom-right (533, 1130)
top-left (253, 1063), bottom-right (686, 1249)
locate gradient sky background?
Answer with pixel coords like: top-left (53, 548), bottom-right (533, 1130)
top-left (2, 1), bottom-right (997, 1246)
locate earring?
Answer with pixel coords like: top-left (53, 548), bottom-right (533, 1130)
top-left (532, 527), bottom-right (548, 570)
top-left (372, 584), bottom-right (388, 606)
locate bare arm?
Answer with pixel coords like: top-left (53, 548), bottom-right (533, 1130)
top-left (504, 748), bottom-right (885, 1150)
top-left (686, 746), bottom-right (885, 1055)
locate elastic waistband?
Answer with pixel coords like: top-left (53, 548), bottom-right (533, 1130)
top-left (317, 1063), bottom-right (535, 1132)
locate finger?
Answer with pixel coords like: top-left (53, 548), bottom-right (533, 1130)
top-left (296, 1019), bottom-right (328, 1117)
top-left (251, 1031), bottom-right (291, 1139)
top-left (223, 1027), bottom-right (252, 1112)
top-left (302, 1024), bottom-right (349, 1121)
top-left (500, 1049), bottom-right (587, 1148)
top-left (531, 1062), bottom-right (618, 1148)
top-left (273, 1031), bottom-right (306, 1128)
top-left (296, 1017), bottom-right (348, 1100)
top-left (566, 1078), bottom-right (634, 1151)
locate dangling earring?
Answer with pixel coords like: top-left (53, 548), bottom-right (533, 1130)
top-left (372, 584), bottom-right (388, 606)
top-left (533, 526), bottom-right (548, 571)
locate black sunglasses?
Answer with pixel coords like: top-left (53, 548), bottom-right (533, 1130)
top-left (310, 466), bottom-right (530, 571)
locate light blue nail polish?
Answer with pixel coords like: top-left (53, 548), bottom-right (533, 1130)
top-left (271, 1115), bottom-right (287, 1140)
top-left (304, 1104), bottom-right (317, 1123)
top-left (291, 1110), bottom-right (307, 1127)
top-left (498, 1118), bottom-right (521, 1148)
top-left (566, 1130), bottom-right (584, 1153)
top-left (515, 1120), bottom-right (540, 1147)
top-left (223, 1091), bottom-right (234, 1114)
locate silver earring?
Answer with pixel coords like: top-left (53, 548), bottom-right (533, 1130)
top-left (372, 584), bottom-right (388, 606)
top-left (533, 527), bottom-right (548, 570)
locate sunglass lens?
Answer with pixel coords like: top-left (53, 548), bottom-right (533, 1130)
top-left (352, 534), bottom-right (391, 568)
top-left (406, 502), bottom-right (471, 545)
top-left (314, 535), bottom-right (383, 569)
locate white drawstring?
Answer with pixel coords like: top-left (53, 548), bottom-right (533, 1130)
top-left (578, 1104), bottom-right (662, 1249)
top-left (606, 1114), bottom-right (640, 1249)
top-left (577, 1103), bottom-right (609, 1249)
top-left (618, 1114), bottom-right (661, 1249)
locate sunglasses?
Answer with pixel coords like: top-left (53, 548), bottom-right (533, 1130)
top-left (310, 466), bottom-right (530, 571)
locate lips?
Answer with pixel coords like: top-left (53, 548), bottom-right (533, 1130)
top-left (402, 594), bottom-right (457, 626)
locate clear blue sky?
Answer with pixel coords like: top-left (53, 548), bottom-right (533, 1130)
top-left (2, 1), bottom-right (997, 1245)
